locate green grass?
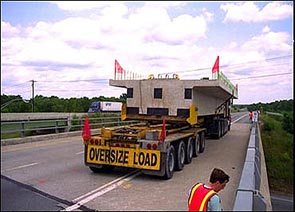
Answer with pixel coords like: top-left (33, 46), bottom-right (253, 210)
top-left (260, 113), bottom-right (293, 194)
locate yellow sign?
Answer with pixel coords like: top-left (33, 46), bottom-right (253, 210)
top-left (86, 145), bottom-right (161, 170)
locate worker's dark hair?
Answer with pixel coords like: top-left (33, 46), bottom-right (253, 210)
top-left (209, 168), bottom-right (230, 184)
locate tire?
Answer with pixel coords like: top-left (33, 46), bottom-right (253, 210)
top-left (199, 131), bottom-right (205, 153)
top-left (175, 141), bottom-right (185, 171)
top-left (163, 145), bottom-right (175, 180)
top-left (185, 137), bottom-right (194, 164)
top-left (193, 134), bottom-right (200, 157)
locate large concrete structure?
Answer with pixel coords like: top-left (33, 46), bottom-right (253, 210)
top-left (109, 75), bottom-right (238, 123)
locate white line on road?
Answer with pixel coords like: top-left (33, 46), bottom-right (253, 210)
top-left (75, 151), bottom-right (84, 155)
top-left (4, 162), bottom-right (38, 171)
top-left (232, 113), bottom-right (248, 123)
top-left (271, 196), bottom-right (294, 203)
top-left (63, 170), bottom-right (141, 211)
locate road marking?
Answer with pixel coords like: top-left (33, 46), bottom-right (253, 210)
top-left (271, 196), bottom-right (294, 202)
top-left (4, 162), bottom-right (38, 171)
top-left (2, 139), bottom-right (80, 153)
top-left (62, 170), bottom-right (141, 211)
top-left (75, 151), bottom-right (84, 155)
top-left (232, 113), bottom-right (248, 123)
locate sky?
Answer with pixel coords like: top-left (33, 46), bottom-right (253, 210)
top-left (1, 1), bottom-right (294, 105)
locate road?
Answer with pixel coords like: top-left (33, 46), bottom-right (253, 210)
top-left (1, 112), bottom-right (292, 211)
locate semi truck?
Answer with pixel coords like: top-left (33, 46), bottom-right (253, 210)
top-left (88, 101), bottom-right (122, 113)
top-left (82, 67), bottom-right (238, 179)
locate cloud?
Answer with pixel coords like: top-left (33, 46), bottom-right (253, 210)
top-left (50, 1), bottom-right (112, 11)
top-left (242, 28), bottom-right (292, 53)
top-left (1, 2), bottom-right (293, 103)
top-left (221, 2), bottom-right (293, 23)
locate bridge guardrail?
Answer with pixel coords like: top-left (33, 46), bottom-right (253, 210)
top-left (233, 122), bottom-right (271, 211)
top-left (1, 116), bottom-right (137, 139)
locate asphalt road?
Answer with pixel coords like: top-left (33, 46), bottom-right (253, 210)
top-left (1, 112), bottom-right (293, 211)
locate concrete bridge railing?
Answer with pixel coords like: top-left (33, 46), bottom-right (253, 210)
top-left (233, 122), bottom-right (272, 211)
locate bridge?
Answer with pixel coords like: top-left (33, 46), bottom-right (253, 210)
top-left (0, 112), bottom-right (289, 210)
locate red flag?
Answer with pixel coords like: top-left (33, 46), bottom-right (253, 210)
top-left (159, 119), bottom-right (166, 143)
top-left (82, 117), bottom-right (91, 141)
top-left (115, 59), bottom-right (124, 73)
top-left (212, 56), bottom-right (219, 73)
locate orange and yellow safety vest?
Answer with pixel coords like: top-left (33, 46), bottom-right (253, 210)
top-left (188, 183), bottom-right (216, 211)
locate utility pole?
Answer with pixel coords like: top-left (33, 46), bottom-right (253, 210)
top-left (30, 80), bottom-right (36, 112)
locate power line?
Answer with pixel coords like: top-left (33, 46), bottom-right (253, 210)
top-left (40, 79), bottom-right (109, 83)
top-left (229, 72), bottom-right (292, 81)
top-left (167, 54), bottom-right (293, 74)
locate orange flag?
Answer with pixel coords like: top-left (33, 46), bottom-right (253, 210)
top-left (212, 56), bottom-right (219, 73)
top-left (115, 59), bottom-right (124, 73)
top-left (159, 119), bottom-right (166, 143)
top-left (82, 117), bottom-right (91, 141)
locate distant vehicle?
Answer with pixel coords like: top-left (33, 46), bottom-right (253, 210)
top-left (88, 101), bottom-right (122, 113)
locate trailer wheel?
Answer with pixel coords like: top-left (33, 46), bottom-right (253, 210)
top-left (175, 141), bottom-right (185, 171)
top-left (164, 145), bottom-right (175, 180)
top-left (185, 137), bottom-right (194, 164)
top-left (193, 134), bottom-right (200, 157)
top-left (199, 131), bottom-right (205, 153)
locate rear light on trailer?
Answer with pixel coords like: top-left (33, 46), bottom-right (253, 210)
top-left (90, 139), bottom-right (94, 145)
top-left (95, 139), bottom-right (98, 145)
top-left (152, 143), bottom-right (158, 150)
top-left (147, 143), bottom-right (152, 149)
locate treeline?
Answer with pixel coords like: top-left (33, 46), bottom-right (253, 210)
top-left (245, 99), bottom-right (293, 113)
top-left (1, 94), bottom-right (126, 113)
top-left (245, 99), bottom-right (293, 134)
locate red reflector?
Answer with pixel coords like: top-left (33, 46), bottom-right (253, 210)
top-left (126, 144), bottom-right (130, 148)
top-left (152, 143), bottom-right (158, 149)
top-left (147, 143), bottom-right (151, 149)
top-left (115, 143), bottom-right (120, 147)
top-left (95, 139), bottom-right (98, 145)
top-left (121, 144), bottom-right (125, 147)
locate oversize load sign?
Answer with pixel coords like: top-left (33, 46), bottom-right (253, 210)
top-left (86, 145), bottom-right (161, 170)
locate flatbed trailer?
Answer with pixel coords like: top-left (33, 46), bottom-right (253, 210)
top-left (82, 59), bottom-right (238, 179)
top-left (84, 122), bottom-right (206, 179)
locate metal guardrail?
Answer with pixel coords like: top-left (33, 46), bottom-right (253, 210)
top-left (1, 116), bottom-right (137, 139)
top-left (233, 122), bottom-right (268, 211)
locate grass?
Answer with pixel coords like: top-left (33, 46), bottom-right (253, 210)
top-left (260, 113), bottom-right (293, 195)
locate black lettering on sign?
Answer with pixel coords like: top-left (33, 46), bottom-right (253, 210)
top-left (99, 149), bottom-right (104, 161)
top-left (144, 153), bottom-right (150, 165)
top-left (138, 152), bottom-right (145, 165)
top-left (133, 152), bottom-right (158, 167)
top-left (118, 150), bottom-right (123, 163)
top-left (105, 149), bottom-right (110, 163)
top-left (123, 151), bottom-right (129, 164)
top-left (151, 153), bottom-right (157, 166)
top-left (89, 147), bottom-right (100, 161)
top-left (110, 149), bottom-right (116, 163)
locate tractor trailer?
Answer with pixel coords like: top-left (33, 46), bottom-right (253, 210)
top-left (88, 101), bottom-right (122, 113)
top-left (82, 70), bottom-right (238, 179)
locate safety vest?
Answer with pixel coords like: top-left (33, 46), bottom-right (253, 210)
top-left (188, 183), bottom-right (216, 211)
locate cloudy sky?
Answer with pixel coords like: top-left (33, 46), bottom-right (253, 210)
top-left (1, 1), bottom-right (293, 104)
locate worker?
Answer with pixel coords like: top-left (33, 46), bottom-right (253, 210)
top-left (252, 110), bottom-right (258, 123)
top-left (188, 168), bottom-right (230, 211)
top-left (249, 111), bottom-right (253, 123)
